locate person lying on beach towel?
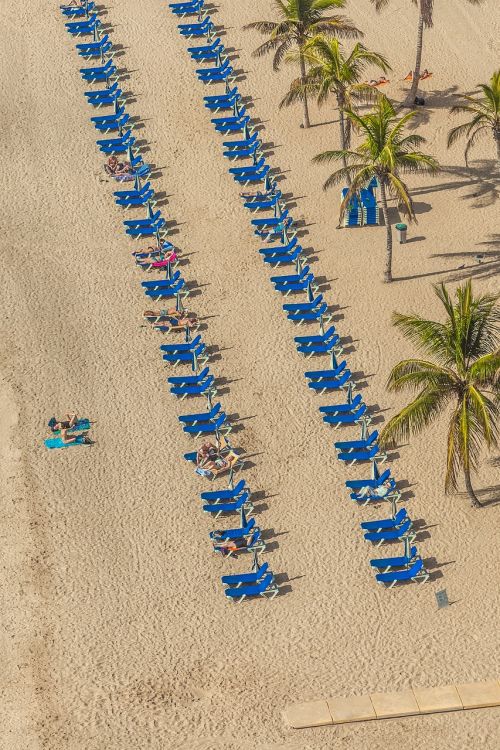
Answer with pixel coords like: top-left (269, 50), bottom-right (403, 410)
top-left (104, 156), bottom-right (134, 180)
top-left (368, 76), bottom-right (390, 88)
top-left (48, 414), bottom-right (78, 432)
top-left (404, 70), bottom-right (432, 81)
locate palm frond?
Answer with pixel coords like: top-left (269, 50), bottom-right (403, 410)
top-left (378, 387), bottom-right (447, 448)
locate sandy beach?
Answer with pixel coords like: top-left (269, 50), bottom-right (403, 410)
top-left (0, 1), bottom-right (499, 748)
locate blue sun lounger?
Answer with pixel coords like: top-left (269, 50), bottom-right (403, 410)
top-left (126, 218), bottom-right (166, 238)
top-left (224, 573), bottom-right (278, 601)
top-left (65, 14), bottom-right (99, 35)
top-left (260, 235), bottom-right (297, 257)
top-left (178, 401), bottom-right (221, 424)
top-left (76, 34), bottom-right (111, 58)
top-left (221, 561), bottom-right (269, 587)
top-left (306, 368), bottom-right (352, 393)
top-left (197, 57), bottom-right (231, 79)
top-left (178, 17), bottom-right (213, 37)
top-left (61, 1), bottom-right (95, 17)
top-left (124, 208), bottom-right (162, 228)
top-left (160, 333), bottom-right (202, 353)
top-left (295, 325), bottom-right (336, 346)
top-left (44, 435), bottom-right (88, 449)
top-left (80, 58), bottom-right (116, 83)
top-left (338, 445), bottom-right (385, 464)
top-left (223, 142), bottom-right (261, 162)
top-left (213, 529), bottom-right (266, 557)
top-left (261, 245), bottom-right (302, 267)
top-left (92, 112), bottom-right (129, 134)
top-left (252, 208), bottom-right (290, 232)
top-left (189, 38), bottom-right (223, 60)
top-left (145, 281), bottom-right (186, 301)
top-left (297, 334), bottom-right (341, 358)
top-left (91, 104), bottom-right (127, 127)
top-left (375, 558), bottom-right (429, 587)
top-left (224, 130), bottom-right (259, 151)
top-left (142, 273), bottom-right (182, 291)
top-left (364, 517), bottom-right (415, 547)
top-left (85, 87), bottom-right (122, 109)
top-left (170, 0), bottom-right (204, 16)
top-left (271, 264), bottom-right (309, 286)
top-left (116, 188), bottom-right (155, 208)
top-left (205, 89), bottom-right (240, 112)
top-left (183, 411), bottom-right (229, 437)
top-left (243, 190), bottom-right (280, 211)
top-left (214, 116), bottom-right (251, 135)
top-left (213, 109), bottom-right (250, 131)
top-left (360, 507), bottom-right (408, 532)
top-left (163, 343), bottom-right (206, 366)
top-left (349, 478), bottom-right (399, 504)
top-left (114, 180), bottom-right (152, 200)
top-left (229, 155), bottom-right (265, 176)
top-left (274, 274), bottom-right (316, 297)
top-left (323, 403), bottom-right (367, 427)
top-left (335, 430), bottom-right (379, 454)
top-left (170, 375), bottom-right (214, 399)
top-left (283, 294), bottom-right (323, 314)
top-left (203, 491), bottom-right (254, 519)
top-left (201, 479), bottom-right (247, 502)
top-left (209, 517), bottom-right (256, 542)
top-left (370, 545), bottom-right (419, 572)
top-left (168, 366), bottom-right (210, 386)
top-left (97, 132), bottom-right (135, 154)
top-left (319, 393), bottom-right (363, 415)
top-left (346, 469), bottom-right (392, 491)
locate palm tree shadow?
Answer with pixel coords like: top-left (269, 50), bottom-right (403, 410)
top-left (458, 482), bottom-right (500, 508)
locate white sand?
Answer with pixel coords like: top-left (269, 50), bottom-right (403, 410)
top-left (0, 1), bottom-right (499, 748)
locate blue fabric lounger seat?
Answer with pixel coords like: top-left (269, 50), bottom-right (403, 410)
top-left (271, 263), bottom-right (310, 286)
top-left (275, 274), bottom-right (316, 297)
top-left (286, 302), bottom-right (329, 324)
top-left (360, 507), bottom-right (408, 532)
top-left (337, 445), bottom-right (384, 464)
top-left (182, 412), bottom-right (229, 436)
top-left (369, 545), bottom-right (419, 572)
top-left (200, 479), bottom-right (247, 502)
top-left (116, 189), bottom-right (154, 208)
top-left (209, 518), bottom-right (256, 542)
top-left (335, 430), bottom-right (379, 454)
top-left (178, 402), bottom-right (221, 424)
top-left (221, 562), bottom-right (269, 587)
top-left (61, 2), bottom-right (95, 17)
top-left (363, 517), bottom-right (415, 546)
top-left (341, 188), bottom-right (362, 227)
top-left (168, 366), bottom-right (210, 386)
top-left (261, 246), bottom-right (301, 267)
top-left (305, 360), bottom-right (347, 380)
top-left (349, 478), bottom-right (399, 504)
top-left (76, 34), bottom-right (110, 58)
top-left (142, 270), bottom-right (181, 288)
top-left (224, 573), bottom-right (278, 602)
top-left (252, 209), bottom-right (290, 232)
top-left (346, 469), bottom-right (392, 491)
top-left (162, 344), bottom-right (206, 365)
top-left (202, 492), bottom-right (254, 519)
top-left (319, 394), bottom-right (363, 415)
top-left (159, 330), bottom-right (200, 348)
top-left (243, 190), bottom-right (280, 211)
top-left (306, 369), bottom-right (351, 392)
top-left (375, 558), bottom-right (429, 587)
top-left (190, 38), bottom-right (223, 58)
top-left (323, 403), bottom-right (367, 426)
top-left (233, 165), bottom-right (270, 184)
top-left (170, 376), bottom-right (214, 398)
top-left (296, 334), bottom-right (340, 357)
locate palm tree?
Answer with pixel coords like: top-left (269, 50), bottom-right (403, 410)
top-left (280, 36), bottom-right (391, 170)
top-left (313, 96), bottom-right (439, 282)
top-left (244, 0), bottom-right (361, 129)
top-left (371, 0), bottom-right (484, 105)
top-left (379, 282), bottom-right (500, 508)
top-left (447, 70), bottom-right (500, 166)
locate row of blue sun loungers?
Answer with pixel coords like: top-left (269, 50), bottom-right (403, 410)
top-left (167, 3), bottom-right (430, 588)
top-left (60, 4), bottom-right (277, 603)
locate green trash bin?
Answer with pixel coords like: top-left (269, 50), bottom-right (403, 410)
top-left (396, 222), bottom-right (407, 244)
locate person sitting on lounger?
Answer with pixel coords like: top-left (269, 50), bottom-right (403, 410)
top-left (420, 69), bottom-right (432, 80)
top-left (196, 441), bottom-right (231, 471)
top-left (48, 414), bottom-right (78, 433)
top-left (104, 156), bottom-right (133, 178)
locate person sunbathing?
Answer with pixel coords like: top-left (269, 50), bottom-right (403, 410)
top-left (104, 156), bottom-right (133, 178)
top-left (213, 537), bottom-right (251, 557)
top-left (369, 76), bottom-right (390, 87)
top-left (48, 414), bottom-right (78, 432)
top-left (420, 69), bottom-right (432, 80)
top-left (404, 70), bottom-right (413, 81)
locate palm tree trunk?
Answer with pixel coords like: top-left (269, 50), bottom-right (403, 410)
top-left (406, 6), bottom-right (425, 106)
top-left (299, 51), bottom-right (311, 128)
top-left (338, 107), bottom-right (350, 184)
top-left (379, 180), bottom-right (393, 282)
top-left (494, 127), bottom-right (500, 163)
top-left (464, 465), bottom-right (482, 508)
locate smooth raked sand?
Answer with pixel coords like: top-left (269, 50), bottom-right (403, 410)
top-left (0, 1), bottom-right (499, 748)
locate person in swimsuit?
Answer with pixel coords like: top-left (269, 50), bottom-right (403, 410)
top-left (104, 155), bottom-right (133, 178)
